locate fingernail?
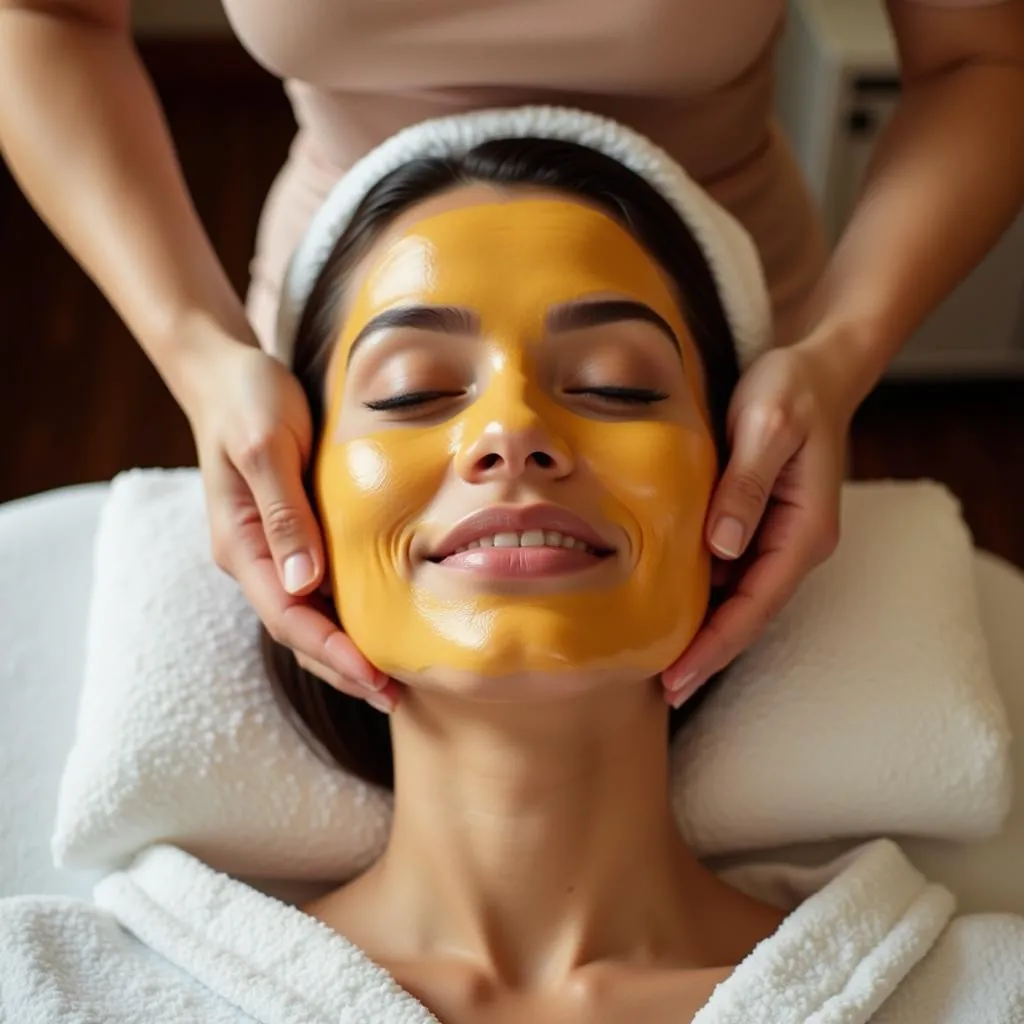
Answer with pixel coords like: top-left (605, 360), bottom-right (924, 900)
top-left (324, 634), bottom-right (382, 689)
top-left (365, 692), bottom-right (394, 715)
top-left (710, 517), bottom-right (745, 559)
top-left (668, 671), bottom-right (697, 694)
top-left (669, 678), bottom-right (703, 709)
top-left (283, 552), bottom-right (316, 594)
top-left (668, 672), bottom-right (706, 708)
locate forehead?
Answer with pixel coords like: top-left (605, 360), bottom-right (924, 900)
top-left (341, 187), bottom-right (683, 332)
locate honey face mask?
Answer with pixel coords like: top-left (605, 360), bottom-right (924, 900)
top-left (314, 189), bottom-right (718, 692)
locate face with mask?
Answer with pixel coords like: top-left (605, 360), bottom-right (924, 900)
top-left (314, 183), bottom-right (718, 698)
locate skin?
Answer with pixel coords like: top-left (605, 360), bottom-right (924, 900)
top-left (315, 190), bottom-right (718, 691)
top-left (304, 185), bottom-right (786, 1021)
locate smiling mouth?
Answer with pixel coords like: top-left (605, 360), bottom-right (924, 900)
top-left (424, 529), bottom-right (616, 580)
top-left (426, 529), bottom-right (613, 562)
top-left (421, 504), bottom-right (618, 579)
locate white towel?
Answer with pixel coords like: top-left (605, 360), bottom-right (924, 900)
top-left (7, 837), bottom-right (1024, 1023)
top-left (51, 469), bottom-right (1011, 879)
top-left (54, 470), bottom-right (393, 881)
top-left (671, 480), bottom-right (1013, 853)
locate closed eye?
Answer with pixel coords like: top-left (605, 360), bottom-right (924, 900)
top-left (364, 386), bottom-right (668, 413)
top-left (564, 386), bottom-right (669, 405)
top-left (363, 390), bottom-right (466, 411)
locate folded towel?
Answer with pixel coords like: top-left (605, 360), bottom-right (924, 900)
top-left (52, 470), bottom-right (1011, 879)
top-left (671, 484), bottom-right (1012, 853)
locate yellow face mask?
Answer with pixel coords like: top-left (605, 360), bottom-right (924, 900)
top-left (315, 189), bottom-right (718, 692)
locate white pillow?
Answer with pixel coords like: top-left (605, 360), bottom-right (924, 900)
top-left (52, 470), bottom-right (1012, 879)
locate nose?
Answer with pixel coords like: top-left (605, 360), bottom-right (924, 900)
top-left (455, 396), bottom-right (573, 485)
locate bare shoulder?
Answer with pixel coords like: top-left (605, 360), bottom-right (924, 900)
top-left (873, 912), bottom-right (1024, 1023)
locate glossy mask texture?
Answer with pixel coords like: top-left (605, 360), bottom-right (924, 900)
top-left (315, 196), bottom-right (718, 686)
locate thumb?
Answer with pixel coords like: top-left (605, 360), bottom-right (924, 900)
top-left (707, 408), bottom-right (801, 560)
top-left (238, 433), bottom-right (325, 596)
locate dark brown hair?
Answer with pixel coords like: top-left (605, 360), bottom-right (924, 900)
top-left (263, 138), bottom-right (742, 790)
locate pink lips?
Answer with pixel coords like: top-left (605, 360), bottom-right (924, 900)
top-left (424, 504), bottom-right (615, 579)
top-left (439, 545), bottom-right (604, 578)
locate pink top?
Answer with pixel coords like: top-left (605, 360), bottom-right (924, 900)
top-left (224, 0), bottom-right (986, 349)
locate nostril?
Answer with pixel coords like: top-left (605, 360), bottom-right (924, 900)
top-left (474, 450), bottom-right (558, 473)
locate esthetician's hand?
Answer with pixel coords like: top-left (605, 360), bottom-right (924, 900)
top-left (662, 337), bottom-right (854, 705)
top-left (182, 335), bottom-right (398, 711)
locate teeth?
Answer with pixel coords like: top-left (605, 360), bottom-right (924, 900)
top-left (451, 530), bottom-right (600, 554)
top-left (446, 532), bottom-right (598, 557)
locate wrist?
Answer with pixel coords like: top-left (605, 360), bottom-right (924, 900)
top-left (794, 314), bottom-right (895, 422)
top-left (147, 306), bottom-right (259, 415)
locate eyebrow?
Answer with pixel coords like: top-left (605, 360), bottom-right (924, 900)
top-left (347, 305), bottom-right (479, 364)
top-left (546, 299), bottom-right (680, 355)
top-left (345, 298), bottom-right (680, 363)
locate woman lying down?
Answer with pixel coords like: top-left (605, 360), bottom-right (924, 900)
top-left (3, 109), bottom-right (1023, 1023)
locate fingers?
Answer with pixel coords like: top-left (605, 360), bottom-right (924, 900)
top-left (204, 454), bottom-right (396, 710)
top-left (189, 351), bottom-right (396, 713)
top-left (243, 555), bottom-right (383, 689)
top-left (663, 510), bottom-right (808, 705)
top-left (664, 439), bottom-right (841, 705)
top-left (234, 429), bottom-right (325, 597)
top-left (225, 507), bottom-right (390, 691)
top-left (706, 403), bottom-right (803, 561)
top-left (295, 653), bottom-right (401, 715)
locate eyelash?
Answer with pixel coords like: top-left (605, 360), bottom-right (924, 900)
top-left (564, 386), bottom-right (668, 405)
top-left (364, 387), bottom-right (668, 412)
top-left (363, 390), bottom-right (465, 411)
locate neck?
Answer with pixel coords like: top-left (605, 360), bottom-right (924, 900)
top-left (359, 680), bottom-right (756, 987)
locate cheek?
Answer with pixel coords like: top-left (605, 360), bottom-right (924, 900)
top-left (562, 418), bottom-right (717, 552)
top-left (315, 430), bottom-right (452, 561)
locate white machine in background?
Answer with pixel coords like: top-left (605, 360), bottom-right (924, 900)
top-left (775, 0), bottom-right (1024, 378)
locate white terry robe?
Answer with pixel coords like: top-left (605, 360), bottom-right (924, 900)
top-left (1, 838), bottom-right (1022, 1023)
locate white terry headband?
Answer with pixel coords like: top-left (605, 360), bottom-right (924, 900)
top-left (271, 105), bottom-right (774, 369)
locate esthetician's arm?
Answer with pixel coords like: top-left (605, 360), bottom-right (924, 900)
top-left (665, 0), bottom-right (1024, 700)
top-left (0, 0), bottom-right (390, 705)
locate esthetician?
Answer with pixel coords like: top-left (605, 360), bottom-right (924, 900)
top-left (1, 0), bottom-right (1022, 710)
